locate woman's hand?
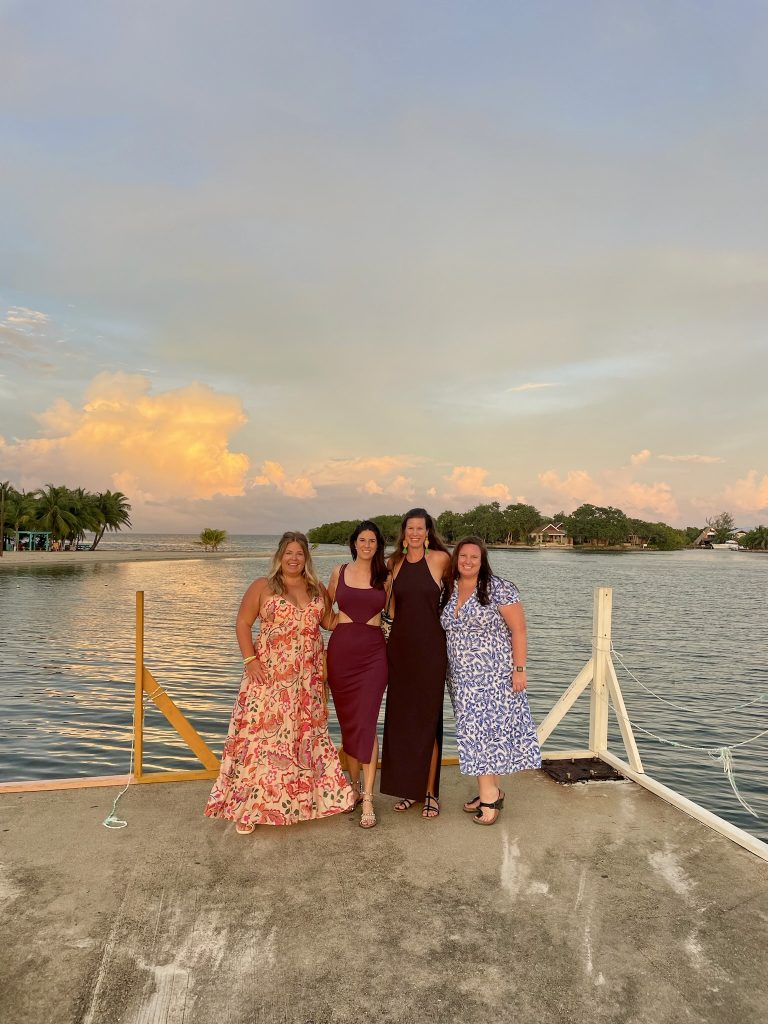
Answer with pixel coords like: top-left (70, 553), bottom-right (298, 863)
top-left (512, 668), bottom-right (527, 693)
top-left (244, 658), bottom-right (267, 686)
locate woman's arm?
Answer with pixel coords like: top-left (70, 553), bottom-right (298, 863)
top-left (326, 565), bottom-right (341, 606)
top-left (236, 578), bottom-right (268, 685)
top-left (319, 583), bottom-right (337, 631)
top-left (426, 549), bottom-right (451, 589)
top-left (500, 602), bottom-right (528, 692)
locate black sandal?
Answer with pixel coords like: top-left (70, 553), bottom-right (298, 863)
top-left (422, 793), bottom-right (440, 819)
top-left (394, 797), bottom-right (416, 812)
top-left (472, 789), bottom-right (505, 827)
top-left (463, 795), bottom-right (481, 813)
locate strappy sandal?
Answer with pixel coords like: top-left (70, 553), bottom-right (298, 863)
top-left (346, 780), bottom-right (363, 813)
top-left (422, 793), bottom-right (440, 819)
top-left (359, 793), bottom-right (376, 829)
top-left (394, 797), bottom-right (416, 812)
top-left (472, 789), bottom-right (505, 827)
top-left (463, 795), bottom-right (481, 813)
top-left (236, 821), bottom-right (255, 835)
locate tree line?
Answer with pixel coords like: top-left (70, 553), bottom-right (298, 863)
top-left (0, 481), bottom-right (132, 555)
top-left (309, 502), bottom-right (765, 550)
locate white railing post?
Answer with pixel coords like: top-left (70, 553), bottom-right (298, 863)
top-left (589, 587), bottom-right (611, 754)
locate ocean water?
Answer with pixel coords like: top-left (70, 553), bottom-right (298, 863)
top-left (1, 536), bottom-right (766, 839)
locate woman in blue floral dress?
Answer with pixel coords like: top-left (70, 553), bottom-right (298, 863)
top-left (440, 536), bottom-right (541, 825)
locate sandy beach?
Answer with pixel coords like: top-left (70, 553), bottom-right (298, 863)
top-left (0, 548), bottom-right (275, 569)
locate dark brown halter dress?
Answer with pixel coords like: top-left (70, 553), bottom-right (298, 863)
top-left (380, 555), bottom-right (448, 800)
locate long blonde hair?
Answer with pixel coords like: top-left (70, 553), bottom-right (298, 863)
top-left (267, 531), bottom-right (321, 598)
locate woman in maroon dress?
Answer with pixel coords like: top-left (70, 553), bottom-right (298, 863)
top-left (380, 508), bottom-right (451, 818)
top-left (327, 521), bottom-right (389, 829)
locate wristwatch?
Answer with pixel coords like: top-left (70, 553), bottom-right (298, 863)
top-left (514, 665), bottom-right (526, 672)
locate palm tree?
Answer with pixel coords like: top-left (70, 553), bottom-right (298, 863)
top-left (0, 480), bottom-right (12, 556)
top-left (198, 528), bottom-right (227, 551)
top-left (67, 487), bottom-right (101, 549)
top-left (33, 484), bottom-right (80, 542)
top-left (742, 525), bottom-right (768, 550)
top-left (89, 491), bottom-right (133, 550)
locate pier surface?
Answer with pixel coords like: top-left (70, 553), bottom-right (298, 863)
top-left (1, 767), bottom-right (766, 1024)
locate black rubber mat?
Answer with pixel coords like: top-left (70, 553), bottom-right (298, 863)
top-left (541, 757), bottom-right (625, 785)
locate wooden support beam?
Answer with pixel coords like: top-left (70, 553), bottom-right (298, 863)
top-left (599, 751), bottom-right (768, 863)
top-left (589, 587), bottom-right (611, 753)
top-left (142, 669), bottom-right (220, 771)
top-left (536, 659), bottom-right (593, 745)
top-left (606, 656), bottom-right (644, 773)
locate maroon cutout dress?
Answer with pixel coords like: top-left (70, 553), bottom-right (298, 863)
top-left (326, 565), bottom-right (388, 762)
top-left (380, 555), bottom-right (447, 800)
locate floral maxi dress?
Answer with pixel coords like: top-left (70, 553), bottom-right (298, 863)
top-left (205, 593), bottom-right (353, 827)
top-left (441, 576), bottom-right (542, 777)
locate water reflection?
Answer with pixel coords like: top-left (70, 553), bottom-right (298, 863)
top-left (1, 549), bottom-right (766, 836)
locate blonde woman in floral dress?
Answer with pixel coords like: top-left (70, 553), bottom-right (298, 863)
top-left (205, 532), bottom-right (353, 832)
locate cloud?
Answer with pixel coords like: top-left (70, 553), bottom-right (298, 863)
top-left (3, 307), bottom-right (50, 328)
top-left (360, 479), bottom-right (383, 495)
top-left (306, 455), bottom-right (422, 487)
top-left (537, 467), bottom-right (679, 521)
top-left (386, 476), bottom-right (416, 500)
top-left (723, 471), bottom-right (768, 519)
top-left (0, 307), bottom-right (56, 372)
top-left (444, 466), bottom-right (512, 504)
top-left (506, 382), bottom-right (560, 393)
top-left (631, 449), bottom-right (651, 465)
top-left (253, 460), bottom-right (316, 499)
top-left (658, 454), bottom-right (723, 464)
top-left (0, 372), bottom-right (250, 500)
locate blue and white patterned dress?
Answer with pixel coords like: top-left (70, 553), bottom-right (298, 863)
top-left (441, 576), bottom-right (542, 776)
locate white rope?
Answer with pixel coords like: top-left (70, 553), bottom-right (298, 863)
top-left (611, 642), bottom-right (767, 714)
top-left (102, 695), bottom-right (138, 829)
top-left (606, 700), bottom-right (765, 818)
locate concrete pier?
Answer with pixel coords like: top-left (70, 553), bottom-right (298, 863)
top-left (1, 767), bottom-right (766, 1024)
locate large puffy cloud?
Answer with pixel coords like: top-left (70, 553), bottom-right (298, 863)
top-left (0, 372), bottom-right (250, 500)
top-left (537, 467), bottom-right (679, 522)
top-left (443, 466), bottom-right (512, 504)
top-left (723, 471), bottom-right (768, 520)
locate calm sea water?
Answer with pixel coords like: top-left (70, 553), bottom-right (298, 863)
top-left (1, 535), bottom-right (766, 839)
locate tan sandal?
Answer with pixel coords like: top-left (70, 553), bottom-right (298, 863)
top-left (359, 793), bottom-right (376, 829)
top-left (236, 820), bottom-right (255, 835)
top-left (346, 779), bottom-right (363, 813)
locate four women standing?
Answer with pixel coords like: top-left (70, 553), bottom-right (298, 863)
top-left (206, 517), bottom-right (541, 834)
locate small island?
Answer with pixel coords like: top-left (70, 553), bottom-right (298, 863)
top-left (308, 503), bottom-right (767, 551)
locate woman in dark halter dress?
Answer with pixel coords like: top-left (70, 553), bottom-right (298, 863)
top-left (380, 508), bottom-right (451, 818)
top-left (327, 521), bottom-right (389, 829)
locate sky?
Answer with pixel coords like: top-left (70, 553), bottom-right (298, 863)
top-left (1, 1), bottom-right (767, 532)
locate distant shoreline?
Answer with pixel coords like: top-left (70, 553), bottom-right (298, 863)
top-left (0, 549), bottom-right (276, 570)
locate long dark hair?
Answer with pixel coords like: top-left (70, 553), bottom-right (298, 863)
top-left (443, 535), bottom-right (495, 608)
top-left (349, 520), bottom-right (388, 589)
top-left (389, 507), bottom-right (450, 569)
